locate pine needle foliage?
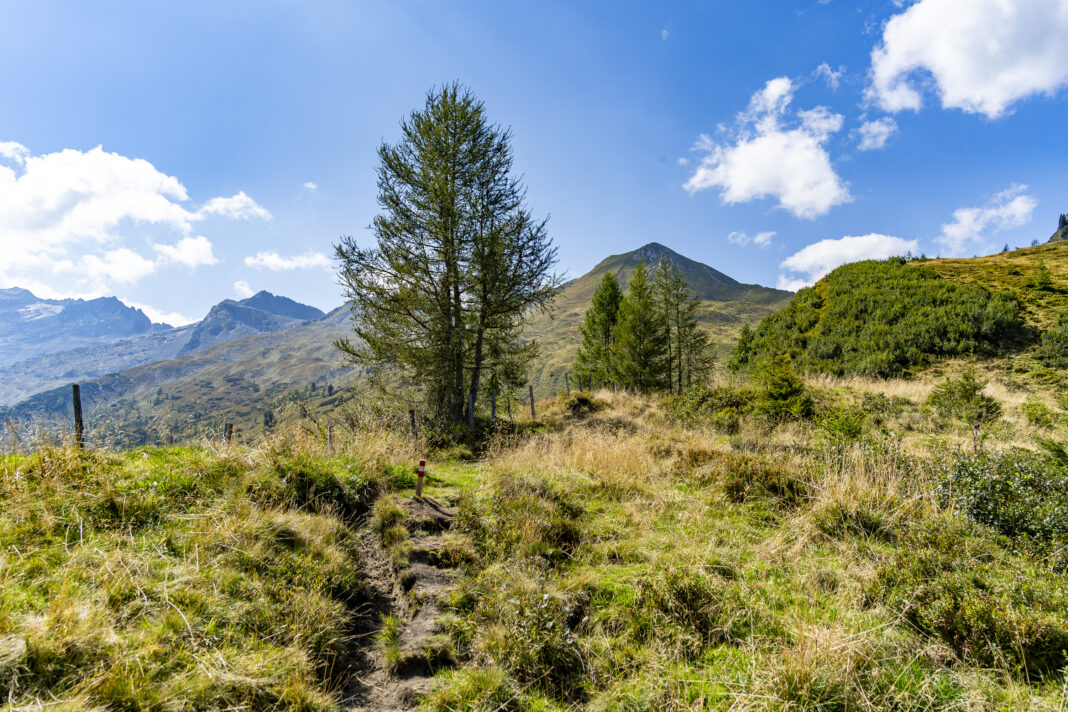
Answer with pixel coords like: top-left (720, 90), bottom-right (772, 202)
top-left (610, 262), bottom-right (669, 393)
top-left (574, 272), bottom-right (623, 386)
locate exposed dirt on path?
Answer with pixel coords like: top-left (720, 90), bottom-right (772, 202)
top-left (343, 496), bottom-right (460, 711)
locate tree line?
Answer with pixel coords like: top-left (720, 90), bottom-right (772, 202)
top-left (574, 259), bottom-right (714, 394)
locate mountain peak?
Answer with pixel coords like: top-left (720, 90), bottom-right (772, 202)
top-left (238, 291), bottom-right (325, 322)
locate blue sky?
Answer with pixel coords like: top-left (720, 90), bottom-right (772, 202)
top-left (1, 0), bottom-right (1066, 324)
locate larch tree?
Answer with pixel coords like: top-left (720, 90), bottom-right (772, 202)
top-left (334, 83), bottom-right (561, 427)
top-left (574, 271), bottom-right (623, 387)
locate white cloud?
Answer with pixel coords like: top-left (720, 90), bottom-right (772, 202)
top-left (303, 181), bottom-right (318, 191)
top-left (197, 191), bottom-right (271, 220)
top-left (122, 300), bottom-right (196, 327)
top-left (676, 157), bottom-right (689, 166)
top-left (684, 77), bottom-right (851, 219)
top-left (244, 250), bottom-right (331, 271)
top-left (81, 248), bottom-right (157, 286)
top-left (0, 142), bottom-right (267, 296)
top-left (233, 280), bottom-right (254, 298)
top-left (152, 235), bottom-right (218, 268)
top-left (0, 141), bottom-right (28, 164)
top-left (856, 117), bottom-right (899, 150)
top-left (727, 230), bottom-right (776, 247)
top-left (867, 0), bottom-right (1068, 118)
top-left (938, 184), bottom-right (1037, 255)
top-left (661, 29), bottom-right (669, 40)
top-left (777, 233), bottom-right (919, 290)
top-left (814, 62), bottom-right (845, 91)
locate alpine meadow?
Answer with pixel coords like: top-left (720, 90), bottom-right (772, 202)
top-left (3, 2), bottom-right (1068, 711)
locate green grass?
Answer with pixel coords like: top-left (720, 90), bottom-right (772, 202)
top-left (0, 444), bottom-right (385, 710)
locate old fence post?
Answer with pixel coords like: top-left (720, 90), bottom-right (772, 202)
top-left (491, 388), bottom-right (497, 424)
top-left (71, 384), bottom-right (84, 449)
top-left (507, 392), bottom-right (512, 421)
top-left (529, 385), bottom-right (536, 420)
top-left (409, 408), bottom-right (417, 437)
top-left (224, 423), bottom-right (234, 444)
top-left (565, 373), bottom-right (571, 398)
top-left (327, 424), bottom-right (334, 452)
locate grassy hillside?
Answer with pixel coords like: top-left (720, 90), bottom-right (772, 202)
top-left (5, 377), bottom-right (1067, 710)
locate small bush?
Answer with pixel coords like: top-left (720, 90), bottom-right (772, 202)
top-left (752, 356), bottom-right (814, 422)
top-left (564, 392), bottom-right (604, 417)
top-left (820, 407), bottom-right (866, 442)
top-left (873, 516), bottom-right (1068, 677)
top-left (665, 383), bottom-right (753, 424)
top-left (1039, 311), bottom-right (1068, 368)
top-left (937, 451), bottom-right (1068, 546)
top-left (1020, 399), bottom-right (1056, 428)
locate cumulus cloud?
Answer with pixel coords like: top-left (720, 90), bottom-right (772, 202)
top-left (684, 77), bottom-right (851, 219)
top-left (727, 230), bottom-right (776, 247)
top-left (197, 191), bottom-right (271, 220)
top-left (814, 62), bottom-right (845, 91)
top-left (233, 280), bottom-right (255, 298)
top-left (303, 181), bottom-right (318, 191)
top-left (856, 117), bottom-right (898, 150)
top-left (152, 236), bottom-right (218, 268)
top-left (244, 250), bottom-right (331, 271)
top-left (0, 142), bottom-right (268, 296)
top-left (777, 233), bottom-right (919, 290)
top-left (938, 184), bottom-right (1037, 255)
top-left (867, 0), bottom-right (1068, 118)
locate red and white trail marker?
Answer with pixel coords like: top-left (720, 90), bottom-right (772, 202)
top-left (416, 459), bottom-right (426, 498)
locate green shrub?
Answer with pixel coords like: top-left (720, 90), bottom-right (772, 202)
top-left (1039, 311), bottom-right (1068, 367)
top-left (937, 451), bottom-right (1068, 546)
top-left (1020, 399), bottom-right (1056, 427)
top-left (665, 383), bottom-right (753, 424)
top-left (873, 516), bottom-right (1068, 677)
top-left (751, 356), bottom-right (813, 422)
top-left (729, 258), bottom-right (1022, 377)
top-left (820, 407), bottom-right (866, 442)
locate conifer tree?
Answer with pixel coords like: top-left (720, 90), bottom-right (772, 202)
top-left (335, 83), bottom-right (561, 426)
top-left (574, 272), bottom-right (623, 386)
top-left (611, 262), bottom-right (669, 393)
top-left (652, 258), bottom-right (714, 393)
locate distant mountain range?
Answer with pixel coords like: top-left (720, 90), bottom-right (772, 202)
top-left (0, 243), bottom-right (790, 445)
top-left (0, 289), bottom-right (324, 406)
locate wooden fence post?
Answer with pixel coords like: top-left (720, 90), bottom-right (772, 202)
top-left (224, 423), bottom-right (234, 444)
top-left (491, 388), bottom-right (497, 424)
top-left (507, 393), bottom-right (512, 421)
top-left (409, 408), bottom-right (417, 437)
top-left (71, 384), bottom-right (84, 449)
top-left (565, 373), bottom-right (571, 398)
top-left (327, 424), bottom-right (334, 452)
top-left (529, 385), bottom-right (536, 420)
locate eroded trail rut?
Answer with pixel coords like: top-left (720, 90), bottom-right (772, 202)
top-left (344, 497), bottom-right (460, 711)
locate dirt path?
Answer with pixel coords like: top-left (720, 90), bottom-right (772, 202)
top-left (343, 496), bottom-right (460, 711)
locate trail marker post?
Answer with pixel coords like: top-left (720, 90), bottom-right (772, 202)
top-left (71, 384), bottom-right (84, 449)
top-left (416, 459), bottom-right (426, 498)
top-left (529, 385), bottom-right (536, 420)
